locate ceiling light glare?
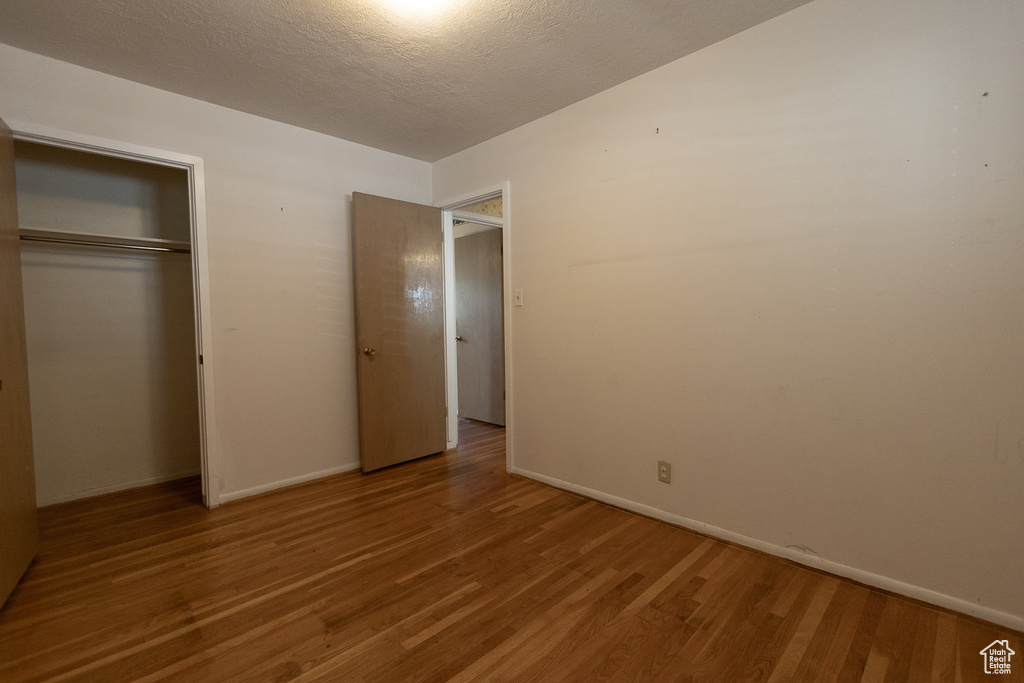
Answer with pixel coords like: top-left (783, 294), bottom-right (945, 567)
top-left (383, 0), bottom-right (451, 17)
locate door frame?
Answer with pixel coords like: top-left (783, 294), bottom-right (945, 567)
top-left (7, 120), bottom-right (222, 508)
top-left (438, 182), bottom-right (513, 472)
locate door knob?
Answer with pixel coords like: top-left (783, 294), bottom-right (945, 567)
top-left (363, 347), bottom-right (376, 357)
top-left (455, 336), bottom-right (464, 342)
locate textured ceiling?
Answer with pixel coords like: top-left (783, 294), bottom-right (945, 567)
top-left (0, 0), bottom-right (811, 161)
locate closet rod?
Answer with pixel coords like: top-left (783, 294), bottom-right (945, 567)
top-left (18, 229), bottom-right (191, 255)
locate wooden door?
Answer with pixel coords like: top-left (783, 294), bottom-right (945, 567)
top-left (455, 229), bottom-right (505, 426)
top-left (352, 193), bottom-right (446, 472)
top-left (0, 116), bottom-right (39, 608)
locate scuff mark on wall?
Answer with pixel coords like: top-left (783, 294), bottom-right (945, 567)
top-left (786, 544), bottom-right (818, 555)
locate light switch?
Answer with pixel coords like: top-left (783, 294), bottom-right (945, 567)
top-left (514, 289), bottom-right (523, 307)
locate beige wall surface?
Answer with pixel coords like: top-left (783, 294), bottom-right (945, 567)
top-left (14, 142), bottom-right (191, 241)
top-left (20, 246), bottom-right (201, 505)
top-left (0, 43), bottom-right (432, 502)
top-left (433, 0), bottom-right (1024, 626)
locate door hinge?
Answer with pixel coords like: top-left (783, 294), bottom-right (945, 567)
top-left (199, 354), bottom-right (204, 365)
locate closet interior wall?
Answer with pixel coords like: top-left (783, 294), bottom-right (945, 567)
top-left (14, 141), bottom-right (201, 506)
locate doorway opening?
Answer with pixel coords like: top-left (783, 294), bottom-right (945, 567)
top-left (440, 187), bottom-right (510, 469)
top-left (11, 125), bottom-right (219, 508)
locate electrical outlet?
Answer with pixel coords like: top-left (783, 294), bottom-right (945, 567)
top-left (658, 460), bottom-right (671, 484)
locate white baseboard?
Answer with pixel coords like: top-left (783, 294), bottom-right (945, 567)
top-left (511, 466), bottom-right (1024, 633)
top-left (219, 462), bottom-right (361, 504)
top-left (37, 470), bottom-right (202, 507)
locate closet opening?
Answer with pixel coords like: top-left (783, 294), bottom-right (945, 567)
top-left (12, 134), bottom-right (215, 508)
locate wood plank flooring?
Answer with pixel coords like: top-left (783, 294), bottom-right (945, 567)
top-left (0, 419), bottom-right (1020, 681)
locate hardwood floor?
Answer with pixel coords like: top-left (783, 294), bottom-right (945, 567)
top-left (0, 420), bottom-right (1019, 682)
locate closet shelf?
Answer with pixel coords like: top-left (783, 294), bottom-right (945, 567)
top-left (18, 227), bottom-right (191, 254)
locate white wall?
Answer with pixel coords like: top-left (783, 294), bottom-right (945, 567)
top-left (16, 142), bottom-right (201, 505)
top-left (0, 43), bottom-right (433, 502)
top-left (433, 0), bottom-right (1024, 627)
